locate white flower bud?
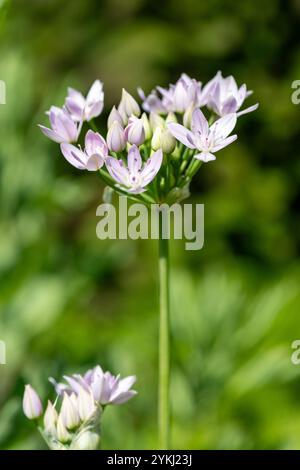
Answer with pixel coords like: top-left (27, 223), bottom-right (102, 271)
top-left (56, 414), bottom-right (71, 443)
top-left (70, 431), bottom-right (100, 450)
top-left (43, 400), bottom-right (58, 434)
top-left (118, 89), bottom-right (140, 118)
top-left (161, 129), bottom-right (176, 154)
top-left (166, 112), bottom-right (177, 124)
top-left (23, 384), bottom-right (43, 420)
top-left (149, 112), bottom-right (164, 131)
top-left (183, 104), bottom-right (194, 128)
top-left (77, 386), bottom-right (96, 422)
top-left (107, 121), bottom-right (126, 152)
top-left (141, 113), bottom-right (152, 140)
top-left (60, 393), bottom-right (80, 430)
top-left (151, 126), bottom-right (162, 151)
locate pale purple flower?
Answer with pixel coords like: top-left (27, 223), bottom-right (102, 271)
top-left (107, 121), bottom-right (126, 152)
top-left (139, 74), bottom-right (202, 114)
top-left (65, 80), bottom-right (104, 122)
top-left (39, 106), bottom-right (80, 143)
top-left (124, 116), bottom-right (145, 146)
top-left (49, 365), bottom-right (137, 406)
top-left (201, 71), bottom-right (259, 117)
top-left (60, 130), bottom-right (108, 171)
top-left (23, 384), bottom-right (43, 420)
top-left (106, 145), bottom-right (163, 194)
top-left (168, 108), bottom-right (237, 162)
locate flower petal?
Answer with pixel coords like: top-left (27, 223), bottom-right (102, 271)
top-left (38, 125), bottom-right (65, 143)
top-left (85, 130), bottom-right (108, 158)
top-left (194, 152), bottom-right (216, 163)
top-left (167, 123), bottom-right (196, 148)
top-left (210, 113), bottom-right (237, 139)
top-left (127, 145), bottom-right (142, 174)
top-left (86, 155), bottom-right (104, 171)
top-left (86, 80), bottom-right (103, 106)
top-left (140, 149), bottom-right (163, 186)
top-left (60, 143), bottom-right (87, 169)
top-left (106, 157), bottom-right (129, 186)
top-left (221, 96), bottom-right (238, 115)
top-left (236, 103), bottom-right (259, 117)
top-left (110, 390), bottom-right (137, 405)
top-left (191, 108), bottom-right (209, 135)
top-left (211, 134), bottom-right (237, 152)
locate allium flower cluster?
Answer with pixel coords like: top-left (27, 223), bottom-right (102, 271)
top-left (39, 72), bottom-right (258, 203)
top-left (23, 365), bottom-right (137, 450)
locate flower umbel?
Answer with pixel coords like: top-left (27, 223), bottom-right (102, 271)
top-left (39, 72), bottom-right (257, 204)
top-left (50, 364), bottom-right (137, 406)
top-left (23, 365), bottom-right (137, 450)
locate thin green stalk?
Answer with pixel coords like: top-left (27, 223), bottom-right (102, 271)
top-left (158, 211), bottom-right (170, 449)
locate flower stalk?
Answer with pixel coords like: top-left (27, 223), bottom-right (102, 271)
top-left (158, 210), bottom-right (170, 449)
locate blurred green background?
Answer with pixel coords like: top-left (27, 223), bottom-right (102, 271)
top-left (0, 0), bottom-right (300, 450)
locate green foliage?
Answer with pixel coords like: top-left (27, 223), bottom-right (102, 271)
top-left (0, 0), bottom-right (300, 450)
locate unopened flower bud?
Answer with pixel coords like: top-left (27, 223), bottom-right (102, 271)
top-left (149, 112), bottom-right (164, 131)
top-left (60, 393), bottom-right (80, 430)
top-left (77, 387), bottom-right (96, 422)
top-left (125, 117), bottom-right (145, 146)
top-left (166, 112), bottom-right (177, 124)
top-left (107, 121), bottom-right (126, 152)
top-left (183, 104), bottom-right (194, 128)
top-left (117, 101), bottom-right (128, 125)
top-left (70, 431), bottom-right (100, 450)
top-left (161, 129), bottom-right (176, 154)
top-left (43, 400), bottom-right (58, 434)
top-left (151, 126), bottom-right (162, 151)
top-left (141, 113), bottom-right (152, 140)
top-left (23, 385), bottom-right (43, 420)
top-left (56, 414), bottom-right (71, 443)
top-left (166, 184), bottom-right (190, 204)
top-left (119, 89), bottom-right (140, 118)
top-left (107, 106), bottom-right (123, 128)
top-left (151, 127), bottom-right (176, 153)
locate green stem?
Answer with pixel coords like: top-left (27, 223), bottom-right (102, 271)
top-left (90, 119), bottom-right (99, 132)
top-left (158, 211), bottom-right (170, 449)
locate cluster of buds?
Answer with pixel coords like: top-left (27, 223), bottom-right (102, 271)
top-left (23, 365), bottom-right (137, 450)
top-left (39, 72), bottom-right (258, 204)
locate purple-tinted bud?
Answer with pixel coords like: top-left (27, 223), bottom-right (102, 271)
top-left (23, 384), bottom-right (43, 420)
top-left (107, 121), bottom-right (126, 152)
top-left (119, 89), bottom-right (140, 118)
top-left (125, 117), bottom-right (145, 146)
top-left (107, 106), bottom-right (124, 128)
